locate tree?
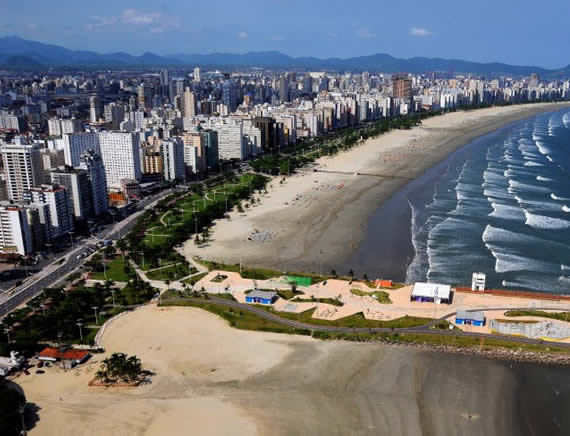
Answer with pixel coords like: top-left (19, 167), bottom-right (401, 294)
top-left (348, 269), bottom-right (354, 279)
top-left (363, 273), bottom-right (369, 282)
top-left (96, 352), bottom-right (143, 383)
top-left (331, 269), bottom-right (337, 277)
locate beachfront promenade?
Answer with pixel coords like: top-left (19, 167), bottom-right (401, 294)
top-left (121, 256), bottom-right (570, 348)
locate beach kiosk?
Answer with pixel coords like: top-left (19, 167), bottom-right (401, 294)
top-left (455, 310), bottom-right (486, 326)
top-left (411, 282), bottom-right (451, 304)
top-left (245, 290), bottom-right (278, 305)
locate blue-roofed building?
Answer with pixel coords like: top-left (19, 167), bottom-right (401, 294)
top-left (455, 310), bottom-right (486, 327)
top-left (245, 290), bottom-right (277, 305)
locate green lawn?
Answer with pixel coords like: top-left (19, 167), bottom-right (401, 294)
top-left (159, 293), bottom-right (311, 335)
top-left (91, 256), bottom-right (131, 282)
top-left (183, 272), bottom-right (208, 286)
top-left (295, 297), bottom-right (344, 307)
top-left (350, 288), bottom-right (392, 304)
top-left (277, 289), bottom-right (304, 300)
top-left (146, 263), bottom-right (197, 281)
top-left (266, 307), bottom-right (429, 328)
top-left (504, 310), bottom-right (570, 323)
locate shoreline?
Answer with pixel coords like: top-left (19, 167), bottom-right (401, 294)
top-left (183, 102), bottom-right (570, 280)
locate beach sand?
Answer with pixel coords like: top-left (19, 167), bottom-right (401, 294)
top-left (17, 305), bottom-right (570, 435)
top-left (183, 102), bottom-right (570, 278)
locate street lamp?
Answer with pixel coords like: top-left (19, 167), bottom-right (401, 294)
top-left (4, 328), bottom-right (11, 343)
top-left (92, 306), bottom-right (99, 325)
top-left (111, 289), bottom-right (116, 308)
top-left (76, 320), bottom-right (84, 343)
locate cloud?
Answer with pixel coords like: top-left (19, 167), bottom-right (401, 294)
top-left (238, 31), bottom-right (248, 40)
top-left (410, 27), bottom-right (433, 37)
top-left (356, 29), bottom-right (376, 39)
top-left (86, 9), bottom-right (179, 33)
top-left (86, 16), bottom-right (118, 31)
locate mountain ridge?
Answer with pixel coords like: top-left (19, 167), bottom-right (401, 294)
top-left (1, 35), bottom-right (569, 78)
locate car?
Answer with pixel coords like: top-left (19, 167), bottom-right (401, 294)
top-left (36, 361), bottom-right (44, 368)
top-left (35, 369), bottom-right (45, 374)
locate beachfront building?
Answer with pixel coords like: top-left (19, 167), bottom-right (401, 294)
top-left (245, 290), bottom-right (277, 305)
top-left (410, 282), bottom-right (452, 304)
top-left (455, 310), bottom-right (486, 326)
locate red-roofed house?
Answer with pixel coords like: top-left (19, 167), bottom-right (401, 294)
top-left (38, 347), bottom-right (90, 364)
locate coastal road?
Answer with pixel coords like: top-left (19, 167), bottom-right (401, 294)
top-left (191, 295), bottom-right (570, 349)
top-left (0, 189), bottom-right (175, 319)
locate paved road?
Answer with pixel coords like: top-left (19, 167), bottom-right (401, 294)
top-left (0, 189), bottom-right (175, 319)
top-left (193, 296), bottom-right (570, 349)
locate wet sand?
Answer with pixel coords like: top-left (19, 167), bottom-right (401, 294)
top-left (183, 102), bottom-right (570, 281)
top-left (18, 305), bottom-right (570, 435)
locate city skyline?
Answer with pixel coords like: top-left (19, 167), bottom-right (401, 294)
top-left (1, 0), bottom-right (569, 68)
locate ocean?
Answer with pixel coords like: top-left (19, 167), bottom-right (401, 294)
top-left (353, 108), bottom-right (570, 293)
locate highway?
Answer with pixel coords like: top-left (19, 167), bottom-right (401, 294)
top-left (0, 189), bottom-right (174, 319)
top-left (194, 295), bottom-right (570, 349)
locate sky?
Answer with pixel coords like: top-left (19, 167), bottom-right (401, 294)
top-left (1, 0), bottom-right (569, 68)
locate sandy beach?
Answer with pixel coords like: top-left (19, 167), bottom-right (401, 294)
top-left (183, 102), bottom-right (570, 279)
top-left (16, 304), bottom-right (570, 436)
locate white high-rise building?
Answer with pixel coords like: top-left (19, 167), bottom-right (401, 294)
top-left (0, 203), bottom-right (33, 255)
top-left (24, 185), bottom-right (74, 241)
top-left (193, 67), bottom-right (201, 82)
top-left (0, 142), bottom-right (45, 201)
top-left (48, 118), bottom-right (62, 136)
top-left (63, 132), bottom-right (100, 167)
top-left (161, 138), bottom-right (185, 181)
top-left (60, 118), bottom-right (82, 134)
top-left (214, 123), bottom-right (246, 160)
top-left (98, 132), bottom-right (142, 189)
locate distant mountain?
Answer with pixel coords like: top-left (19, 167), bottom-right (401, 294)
top-left (0, 36), bottom-right (182, 68)
top-left (0, 36), bottom-right (569, 78)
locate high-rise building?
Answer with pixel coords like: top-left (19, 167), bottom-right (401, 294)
top-left (63, 132), bottom-right (100, 167)
top-left (214, 122), bottom-right (246, 160)
top-left (303, 76), bottom-right (313, 94)
top-left (48, 118), bottom-right (62, 136)
top-left (24, 185), bottom-right (74, 241)
top-left (161, 138), bottom-right (185, 181)
top-left (279, 75), bottom-right (290, 102)
top-left (181, 133), bottom-right (206, 175)
top-left (89, 94), bottom-right (102, 124)
top-left (222, 80), bottom-right (237, 112)
top-left (182, 87), bottom-right (196, 117)
top-left (160, 69), bottom-right (170, 99)
top-left (50, 166), bottom-right (93, 221)
top-left (79, 149), bottom-right (109, 217)
top-left (193, 67), bottom-right (201, 82)
top-left (200, 129), bottom-right (219, 169)
top-left (392, 74), bottom-right (413, 102)
top-left (529, 73), bottom-right (540, 88)
top-left (98, 132), bottom-right (142, 189)
top-left (104, 103), bottom-right (125, 130)
top-left (1, 142), bottom-right (45, 201)
top-left (0, 202), bottom-right (34, 255)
